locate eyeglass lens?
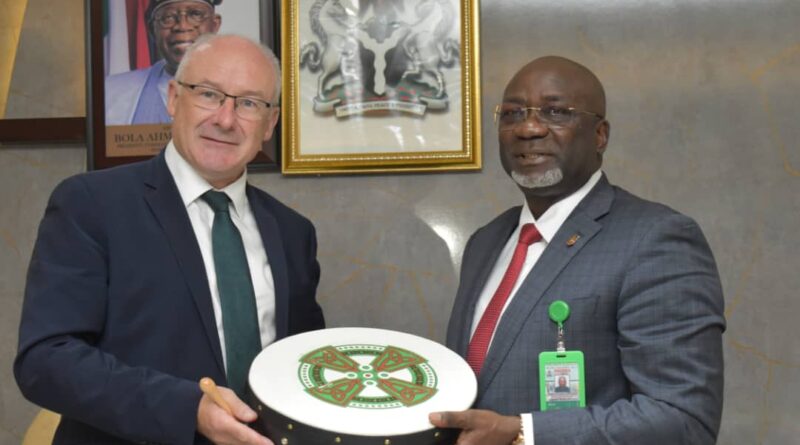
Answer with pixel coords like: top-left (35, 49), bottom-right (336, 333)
top-left (155, 8), bottom-right (210, 27)
top-left (186, 85), bottom-right (269, 120)
top-left (496, 106), bottom-right (575, 127)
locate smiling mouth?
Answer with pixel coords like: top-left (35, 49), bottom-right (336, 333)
top-left (201, 136), bottom-right (238, 146)
top-left (169, 40), bottom-right (194, 52)
top-left (515, 152), bottom-right (552, 165)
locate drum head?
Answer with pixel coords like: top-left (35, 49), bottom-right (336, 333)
top-left (249, 327), bottom-right (476, 440)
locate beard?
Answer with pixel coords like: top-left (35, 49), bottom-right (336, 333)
top-left (511, 167), bottom-right (563, 189)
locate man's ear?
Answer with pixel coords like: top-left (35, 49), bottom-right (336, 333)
top-left (212, 14), bottom-right (222, 33)
top-left (595, 119), bottom-right (610, 155)
top-left (167, 79), bottom-right (179, 117)
top-left (262, 109), bottom-right (280, 142)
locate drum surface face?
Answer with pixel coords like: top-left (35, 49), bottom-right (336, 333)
top-left (249, 327), bottom-right (477, 437)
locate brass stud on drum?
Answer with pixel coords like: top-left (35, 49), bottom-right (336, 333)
top-left (287, 424), bottom-right (294, 431)
top-left (434, 431), bottom-right (440, 438)
top-left (334, 438), bottom-right (341, 443)
top-left (384, 440), bottom-right (391, 445)
top-left (280, 438), bottom-right (288, 445)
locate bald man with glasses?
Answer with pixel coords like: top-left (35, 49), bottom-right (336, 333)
top-left (430, 56), bottom-right (725, 445)
top-left (17, 34), bottom-right (324, 445)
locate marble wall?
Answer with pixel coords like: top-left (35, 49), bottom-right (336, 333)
top-left (1, 0), bottom-right (798, 443)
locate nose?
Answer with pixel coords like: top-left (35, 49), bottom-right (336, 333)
top-left (172, 12), bottom-right (195, 30)
top-left (211, 97), bottom-right (237, 130)
top-left (513, 114), bottom-right (549, 138)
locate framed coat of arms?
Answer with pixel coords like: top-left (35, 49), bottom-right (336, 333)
top-left (281, 0), bottom-right (481, 174)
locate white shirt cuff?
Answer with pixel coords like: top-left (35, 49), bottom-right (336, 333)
top-left (522, 413), bottom-right (534, 445)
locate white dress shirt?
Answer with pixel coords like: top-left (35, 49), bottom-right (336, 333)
top-left (469, 169), bottom-right (603, 445)
top-left (165, 142), bottom-right (276, 371)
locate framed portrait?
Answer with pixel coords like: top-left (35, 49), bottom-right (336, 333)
top-left (281, 0), bottom-right (481, 174)
top-left (85, 0), bottom-right (281, 170)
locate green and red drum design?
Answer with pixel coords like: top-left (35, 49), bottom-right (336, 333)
top-left (299, 344), bottom-right (438, 409)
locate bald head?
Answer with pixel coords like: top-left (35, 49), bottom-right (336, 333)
top-left (176, 34), bottom-right (282, 102)
top-left (505, 56), bottom-right (606, 117)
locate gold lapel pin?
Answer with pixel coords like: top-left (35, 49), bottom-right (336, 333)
top-left (566, 234), bottom-right (580, 247)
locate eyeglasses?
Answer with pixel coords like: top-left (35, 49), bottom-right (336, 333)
top-left (177, 81), bottom-right (276, 121)
top-left (153, 8), bottom-right (212, 28)
top-left (494, 104), bottom-right (604, 130)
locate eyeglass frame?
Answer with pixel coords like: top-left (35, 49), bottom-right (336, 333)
top-left (176, 81), bottom-right (277, 121)
top-left (493, 104), bottom-right (604, 130)
top-left (151, 6), bottom-right (214, 29)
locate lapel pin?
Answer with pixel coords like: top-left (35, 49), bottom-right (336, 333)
top-left (566, 234), bottom-right (580, 247)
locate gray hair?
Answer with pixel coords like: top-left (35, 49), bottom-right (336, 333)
top-left (174, 33), bottom-right (282, 103)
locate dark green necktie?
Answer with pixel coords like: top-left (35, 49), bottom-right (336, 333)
top-left (201, 191), bottom-right (262, 398)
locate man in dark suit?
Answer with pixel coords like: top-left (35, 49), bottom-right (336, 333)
top-left (15, 34), bottom-right (324, 444)
top-left (430, 56), bottom-right (725, 444)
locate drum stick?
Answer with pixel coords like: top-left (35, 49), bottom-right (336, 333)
top-left (199, 377), bottom-right (234, 416)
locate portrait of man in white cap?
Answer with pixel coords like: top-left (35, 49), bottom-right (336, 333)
top-left (104, 0), bottom-right (223, 126)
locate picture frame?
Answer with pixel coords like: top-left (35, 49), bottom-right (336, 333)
top-left (0, 118), bottom-right (85, 145)
top-left (281, 0), bottom-right (482, 174)
top-left (85, 0), bottom-right (281, 170)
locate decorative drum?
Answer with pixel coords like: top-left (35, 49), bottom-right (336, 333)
top-left (248, 327), bottom-right (477, 445)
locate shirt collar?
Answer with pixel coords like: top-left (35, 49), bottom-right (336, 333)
top-left (518, 169), bottom-right (603, 243)
top-left (156, 60), bottom-right (170, 97)
top-left (164, 141), bottom-right (249, 216)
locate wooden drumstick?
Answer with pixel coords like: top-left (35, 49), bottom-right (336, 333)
top-left (199, 377), bottom-right (234, 416)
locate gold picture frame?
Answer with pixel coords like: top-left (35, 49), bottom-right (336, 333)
top-left (281, 0), bottom-right (481, 174)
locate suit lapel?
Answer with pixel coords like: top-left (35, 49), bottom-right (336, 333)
top-left (452, 209), bottom-right (520, 357)
top-left (477, 176), bottom-right (615, 395)
top-left (247, 187), bottom-right (290, 339)
top-left (142, 153), bottom-right (225, 375)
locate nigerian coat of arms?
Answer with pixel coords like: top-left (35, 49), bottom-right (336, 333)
top-left (299, 0), bottom-right (460, 117)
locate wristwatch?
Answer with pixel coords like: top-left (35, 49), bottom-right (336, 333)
top-left (510, 415), bottom-right (525, 445)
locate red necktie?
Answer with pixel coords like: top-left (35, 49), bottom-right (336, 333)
top-left (467, 223), bottom-right (542, 375)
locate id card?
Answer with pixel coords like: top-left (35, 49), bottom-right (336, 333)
top-left (538, 350), bottom-right (585, 411)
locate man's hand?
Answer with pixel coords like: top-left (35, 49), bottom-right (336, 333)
top-left (429, 409), bottom-right (520, 445)
top-left (197, 386), bottom-right (272, 445)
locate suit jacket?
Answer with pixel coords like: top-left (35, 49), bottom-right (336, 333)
top-left (105, 60), bottom-right (170, 125)
top-left (447, 175), bottom-right (725, 445)
top-left (15, 152), bottom-right (325, 444)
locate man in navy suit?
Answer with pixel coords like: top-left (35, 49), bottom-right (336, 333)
top-left (431, 56), bottom-right (725, 444)
top-left (16, 34), bottom-right (324, 444)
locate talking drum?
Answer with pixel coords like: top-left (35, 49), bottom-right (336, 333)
top-left (248, 327), bottom-right (477, 445)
